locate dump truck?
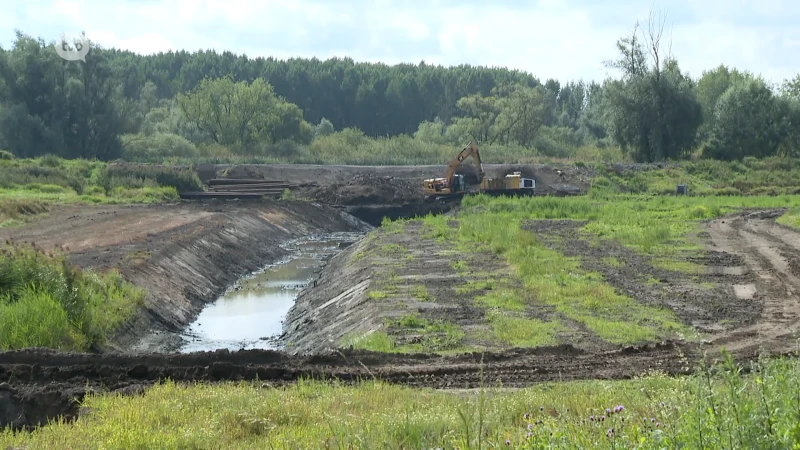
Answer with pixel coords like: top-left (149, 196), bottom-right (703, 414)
top-left (423, 142), bottom-right (536, 201)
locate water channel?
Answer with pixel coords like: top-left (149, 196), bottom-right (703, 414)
top-left (178, 232), bottom-right (363, 353)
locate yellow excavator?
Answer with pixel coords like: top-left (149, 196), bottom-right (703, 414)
top-left (423, 141), bottom-right (536, 201)
top-left (422, 141), bottom-right (485, 201)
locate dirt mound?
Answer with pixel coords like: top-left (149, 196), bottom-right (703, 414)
top-left (307, 174), bottom-right (422, 205)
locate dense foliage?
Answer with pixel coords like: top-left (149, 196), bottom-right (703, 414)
top-left (0, 18), bottom-right (798, 163)
top-left (0, 244), bottom-right (146, 351)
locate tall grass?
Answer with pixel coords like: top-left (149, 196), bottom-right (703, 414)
top-left (0, 157), bottom-right (200, 209)
top-left (3, 352), bottom-right (800, 448)
top-left (0, 244), bottom-right (146, 351)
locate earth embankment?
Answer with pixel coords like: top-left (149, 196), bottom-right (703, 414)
top-left (0, 201), bottom-right (373, 352)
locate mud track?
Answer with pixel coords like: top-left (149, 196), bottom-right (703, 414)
top-left (703, 209), bottom-right (800, 355)
top-left (0, 341), bottom-right (696, 430)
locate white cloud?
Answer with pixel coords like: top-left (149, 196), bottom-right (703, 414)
top-left (2, 0), bottom-right (798, 83)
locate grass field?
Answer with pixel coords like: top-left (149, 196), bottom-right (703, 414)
top-left (345, 192), bottom-right (800, 353)
top-left (2, 352), bottom-right (799, 449)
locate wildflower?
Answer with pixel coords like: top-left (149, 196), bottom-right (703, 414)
top-left (526, 432), bottom-right (533, 439)
top-left (606, 408), bottom-right (612, 415)
top-left (524, 412), bottom-right (530, 420)
top-left (505, 439), bottom-right (511, 446)
top-left (614, 405), bottom-right (625, 413)
top-left (539, 406), bottom-right (544, 411)
top-left (527, 423), bottom-right (533, 431)
top-left (656, 422), bottom-right (661, 428)
top-left (600, 415), bottom-right (605, 422)
top-left (589, 415), bottom-right (595, 421)
top-left (651, 418), bottom-right (656, 423)
top-left (607, 428), bottom-right (614, 438)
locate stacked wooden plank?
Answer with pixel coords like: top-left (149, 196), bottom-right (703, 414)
top-left (179, 178), bottom-right (298, 200)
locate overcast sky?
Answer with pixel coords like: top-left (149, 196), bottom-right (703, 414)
top-left (2, 0), bottom-right (798, 84)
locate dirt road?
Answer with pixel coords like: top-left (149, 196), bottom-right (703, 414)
top-left (704, 209), bottom-right (800, 355)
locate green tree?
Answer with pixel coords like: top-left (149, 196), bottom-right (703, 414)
top-left (177, 76), bottom-right (311, 152)
top-left (695, 65), bottom-right (750, 140)
top-left (601, 15), bottom-right (702, 162)
top-left (704, 78), bottom-right (791, 160)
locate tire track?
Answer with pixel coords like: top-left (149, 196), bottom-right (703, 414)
top-left (705, 209), bottom-right (800, 355)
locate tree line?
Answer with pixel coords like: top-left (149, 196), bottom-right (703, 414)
top-left (0, 15), bottom-right (798, 164)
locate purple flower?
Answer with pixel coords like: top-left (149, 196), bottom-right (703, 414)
top-left (606, 408), bottom-right (612, 415)
top-left (539, 406), bottom-right (544, 411)
top-left (505, 439), bottom-right (511, 446)
top-left (607, 428), bottom-right (614, 438)
top-left (651, 418), bottom-right (656, 423)
top-left (656, 422), bottom-right (661, 428)
top-left (600, 415), bottom-right (605, 422)
top-left (524, 413), bottom-right (530, 420)
top-left (526, 432), bottom-right (533, 439)
top-left (527, 423), bottom-right (533, 430)
top-left (614, 405), bottom-right (625, 413)
top-left (589, 415), bottom-right (595, 421)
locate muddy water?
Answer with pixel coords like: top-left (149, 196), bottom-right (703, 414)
top-left (179, 232), bottom-right (363, 353)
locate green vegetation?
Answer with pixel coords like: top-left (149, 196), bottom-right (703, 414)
top-left (344, 315), bottom-right (466, 354)
top-left (5, 353), bottom-right (800, 449)
top-left (0, 244), bottom-right (146, 351)
top-left (0, 156), bottom-right (202, 218)
top-left (778, 207), bottom-right (800, 229)
top-left (3, 20), bottom-right (799, 165)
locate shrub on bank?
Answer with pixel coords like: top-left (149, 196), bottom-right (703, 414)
top-left (0, 244), bottom-right (146, 351)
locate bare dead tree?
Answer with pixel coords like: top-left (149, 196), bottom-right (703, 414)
top-left (640, 7), bottom-right (670, 76)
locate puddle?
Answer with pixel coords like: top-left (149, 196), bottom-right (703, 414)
top-left (178, 232), bottom-right (363, 353)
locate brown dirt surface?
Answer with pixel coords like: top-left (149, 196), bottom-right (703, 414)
top-left (205, 163), bottom-right (594, 205)
top-left (701, 209), bottom-right (800, 355)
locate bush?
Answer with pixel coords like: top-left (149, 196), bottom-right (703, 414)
top-left (0, 245), bottom-right (146, 351)
top-left (0, 150), bottom-right (14, 160)
top-left (99, 163), bottom-right (204, 193)
top-left (121, 133), bottom-right (200, 162)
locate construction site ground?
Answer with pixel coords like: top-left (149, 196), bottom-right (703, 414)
top-left (2, 163), bottom-right (800, 430)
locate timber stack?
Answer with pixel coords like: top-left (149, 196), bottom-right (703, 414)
top-left (179, 178), bottom-right (298, 199)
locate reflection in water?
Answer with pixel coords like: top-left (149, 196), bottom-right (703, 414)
top-left (179, 232), bottom-right (361, 352)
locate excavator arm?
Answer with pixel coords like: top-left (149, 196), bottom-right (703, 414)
top-left (442, 141), bottom-right (484, 188)
top-left (423, 141), bottom-right (485, 198)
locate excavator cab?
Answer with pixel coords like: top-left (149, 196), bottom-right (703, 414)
top-left (423, 141), bottom-right (483, 200)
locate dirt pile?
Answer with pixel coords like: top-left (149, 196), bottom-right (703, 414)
top-left (305, 174), bottom-right (422, 206)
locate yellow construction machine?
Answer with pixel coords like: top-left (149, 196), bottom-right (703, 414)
top-left (423, 142), bottom-right (536, 201)
top-left (422, 141), bottom-right (485, 200)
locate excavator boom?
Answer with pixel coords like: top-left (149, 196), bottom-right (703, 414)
top-left (422, 141), bottom-right (484, 198)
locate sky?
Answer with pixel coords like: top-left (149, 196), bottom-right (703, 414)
top-left (2, 0), bottom-right (799, 85)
